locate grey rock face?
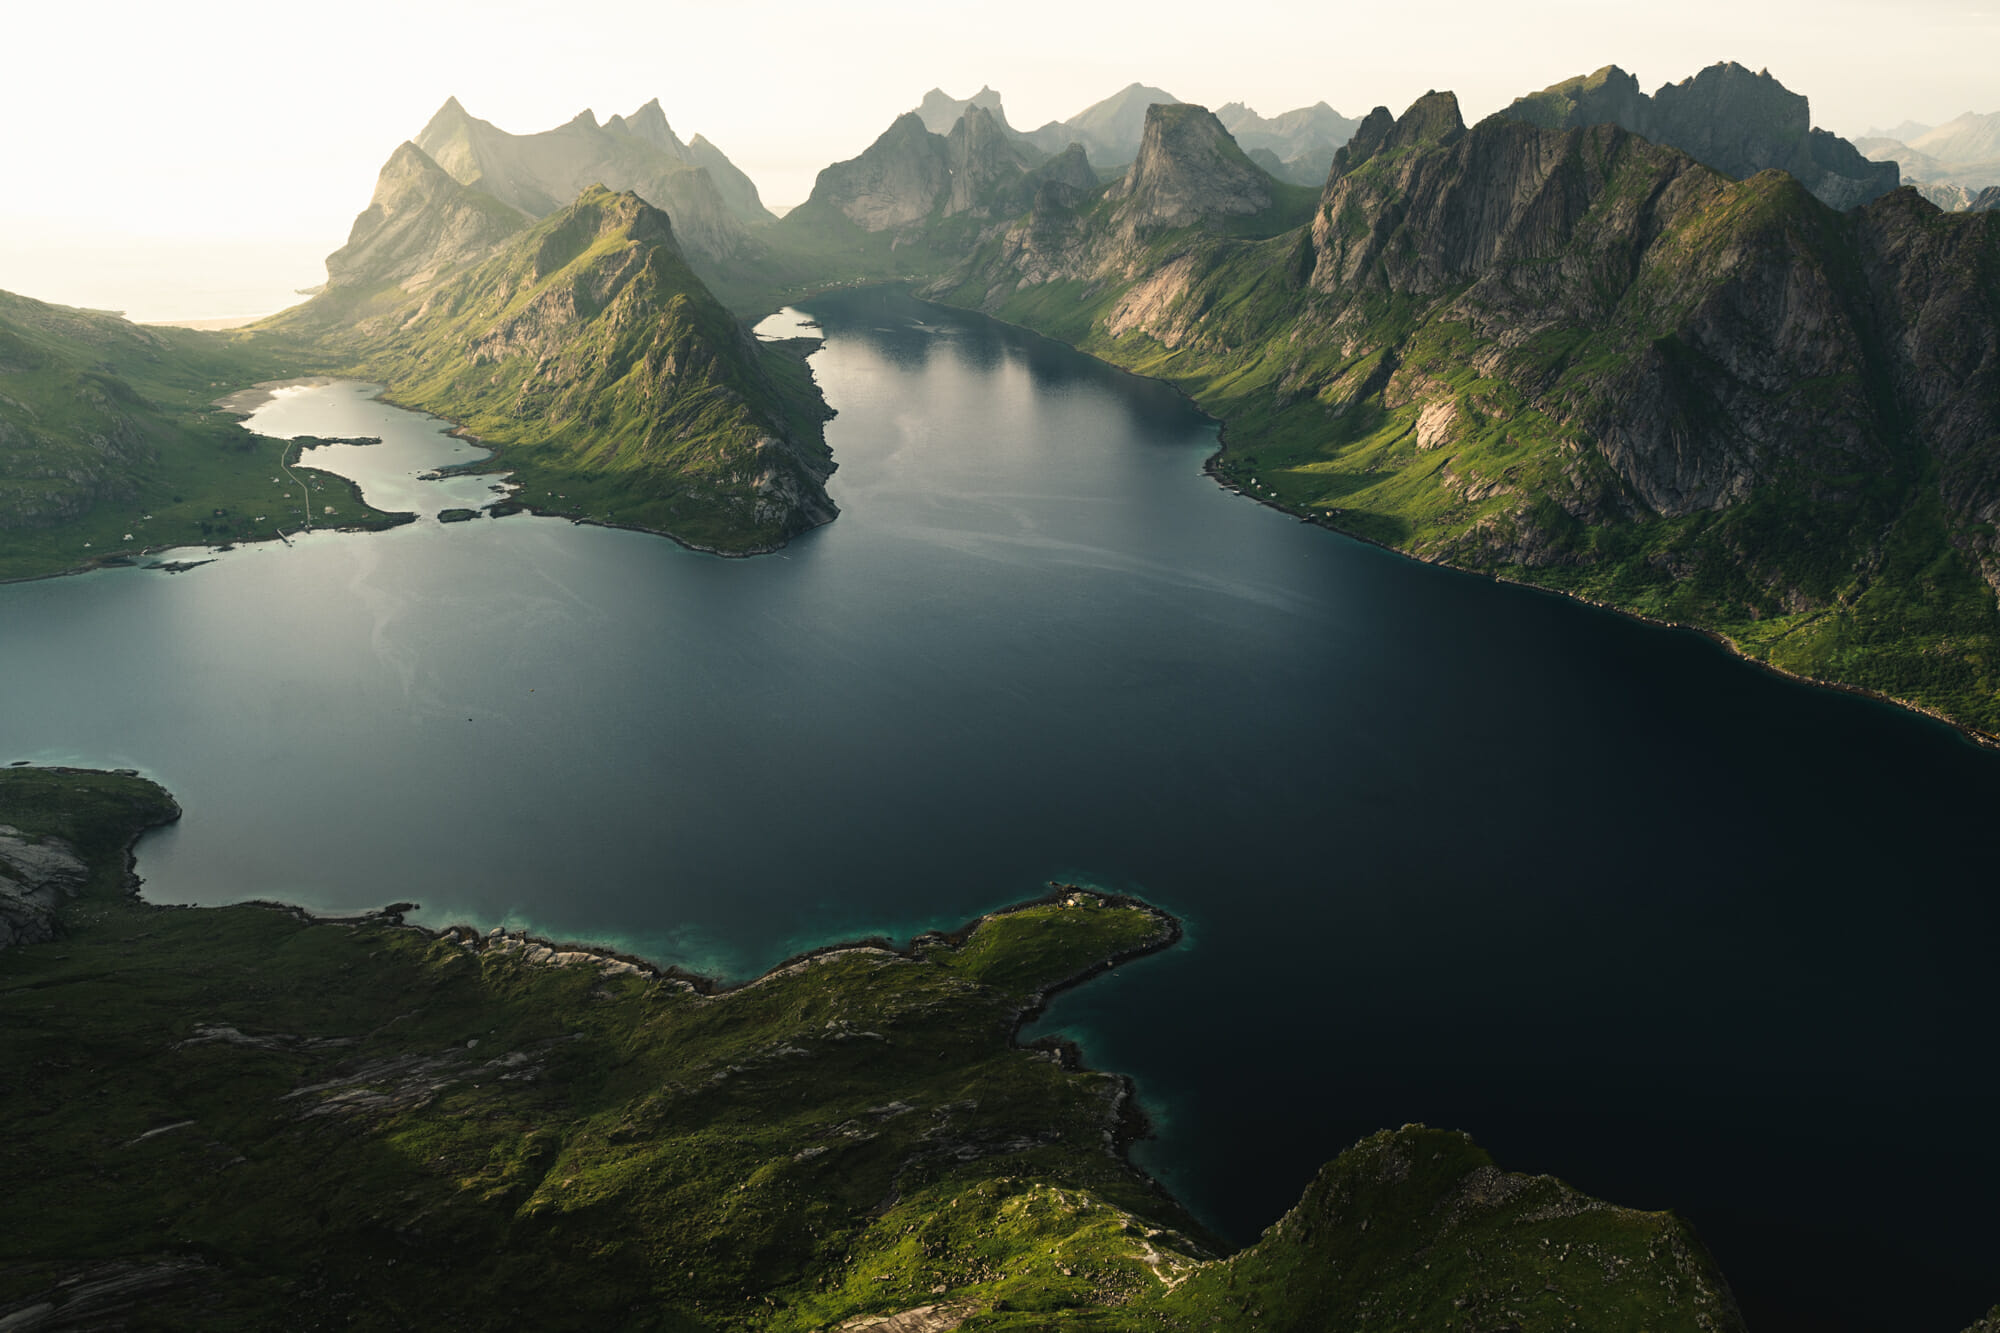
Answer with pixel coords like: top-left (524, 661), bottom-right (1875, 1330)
top-left (1499, 62), bottom-right (1899, 210)
top-left (807, 113), bottom-right (951, 231)
top-left (1108, 103), bottom-right (1273, 233)
top-left (944, 106), bottom-right (1034, 217)
top-left (325, 142), bottom-right (530, 293)
top-left (0, 825), bottom-right (89, 950)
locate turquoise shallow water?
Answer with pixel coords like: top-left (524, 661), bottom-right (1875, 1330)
top-left (2, 287), bottom-right (1996, 1330)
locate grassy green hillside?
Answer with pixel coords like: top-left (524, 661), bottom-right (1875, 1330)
top-left (0, 293), bottom-right (407, 581)
top-left (279, 187), bottom-right (835, 555)
top-left (0, 768), bottom-right (1753, 1331)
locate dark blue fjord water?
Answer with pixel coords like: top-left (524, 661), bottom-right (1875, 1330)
top-left (2, 287), bottom-right (1995, 1331)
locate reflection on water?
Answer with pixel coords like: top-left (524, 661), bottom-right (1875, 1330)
top-left (1, 288), bottom-right (1995, 1332)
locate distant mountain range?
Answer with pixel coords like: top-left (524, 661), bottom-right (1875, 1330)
top-left (1856, 110), bottom-right (2000, 206)
top-left (7, 61), bottom-right (1999, 736)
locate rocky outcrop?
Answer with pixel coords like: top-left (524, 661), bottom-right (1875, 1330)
top-left (0, 824), bottom-right (89, 949)
top-left (916, 85), bottom-right (1009, 136)
top-left (1106, 103), bottom-right (1274, 233)
top-left (323, 141), bottom-right (530, 294)
top-left (1500, 63), bottom-right (1899, 210)
top-left (1973, 186), bottom-right (2000, 212)
top-left (805, 112), bottom-right (951, 231)
top-left (943, 106), bottom-right (1036, 217)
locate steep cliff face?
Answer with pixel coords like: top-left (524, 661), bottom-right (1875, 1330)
top-left (804, 112), bottom-right (952, 231)
top-left (1107, 103), bottom-right (1274, 233)
top-left (322, 141), bottom-right (530, 294)
top-left (1501, 63), bottom-right (1899, 210)
top-left (336, 188), bottom-right (834, 552)
top-left (933, 90), bottom-right (2000, 732)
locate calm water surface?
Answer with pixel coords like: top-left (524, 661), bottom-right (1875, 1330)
top-left (3, 288), bottom-right (1995, 1331)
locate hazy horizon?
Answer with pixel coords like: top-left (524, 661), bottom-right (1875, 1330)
top-left (4, 0), bottom-right (1995, 321)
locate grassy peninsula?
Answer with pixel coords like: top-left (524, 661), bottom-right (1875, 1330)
top-left (0, 767), bottom-right (1766, 1330)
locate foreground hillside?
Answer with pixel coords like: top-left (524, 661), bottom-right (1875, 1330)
top-left (930, 93), bottom-right (2000, 737)
top-left (0, 768), bottom-right (1768, 1331)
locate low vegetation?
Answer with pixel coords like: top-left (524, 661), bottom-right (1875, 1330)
top-left (0, 294), bottom-right (407, 582)
top-left (1, 769), bottom-right (1755, 1330)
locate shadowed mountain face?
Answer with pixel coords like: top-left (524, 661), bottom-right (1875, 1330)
top-left (1501, 62), bottom-right (1899, 209)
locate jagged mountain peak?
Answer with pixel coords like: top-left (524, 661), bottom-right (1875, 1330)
top-left (1332, 92), bottom-right (1465, 180)
top-left (1499, 61), bottom-right (1898, 209)
top-left (916, 85), bottom-right (1008, 135)
top-left (609, 97), bottom-right (685, 155)
top-left (320, 140), bottom-right (531, 297)
top-left (1109, 102), bottom-right (1273, 230)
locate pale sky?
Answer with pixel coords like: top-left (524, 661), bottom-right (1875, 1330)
top-left (2, 0), bottom-right (1994, 320)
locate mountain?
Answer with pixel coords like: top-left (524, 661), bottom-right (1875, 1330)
top-left (1500, 62), bottom-right (1899, 209)
top-left (932, 89), bottom-right (2000, 736)
top-left (1021, 82), bottom-right (1181, 164)
top-left (915, 84), bottom-right (1009, 135)
top-left (796, 111), bottom-right (951, 231)
top-left (326, 187), bottom-right (832, 553)
top-left (1858, 115), bottom-right (2000, 193)
top-left (1216, 100), bottom-right (1363, 184)
top-left (1910, 111), bottom-right (2000, 165)
top-left (1865, 119), bottom-right (1934, 143)
top-left (321, 141), bottom-right (531, 297)
top-left (1106, 103), bottom-right (1278, 232)
top-left (411, 96), bottom-right (771, 263)
top-left (1976, 186), bottom-right (2000, 211)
